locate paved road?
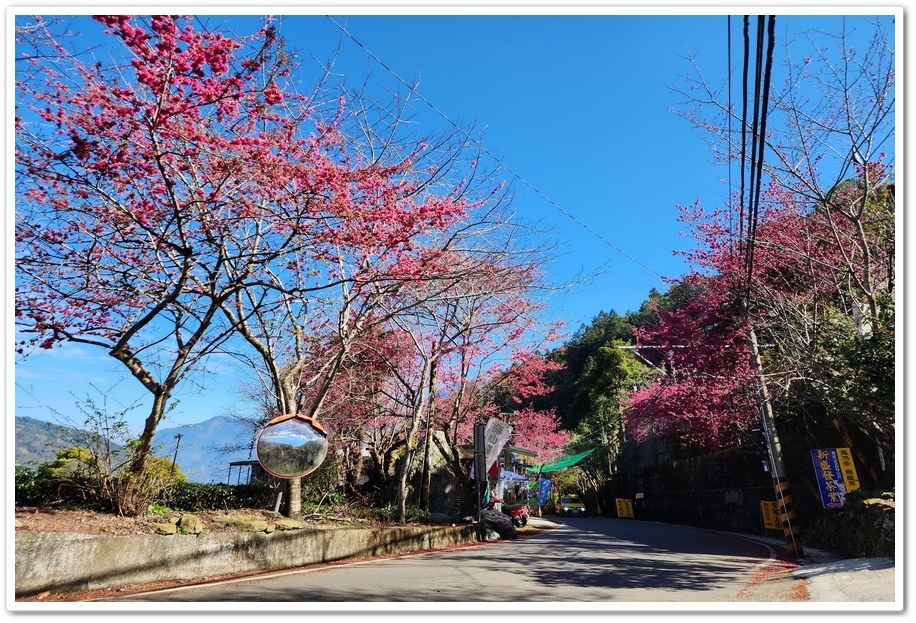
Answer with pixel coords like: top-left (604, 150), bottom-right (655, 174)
top-left (104, 516), bottom-right (784, 604)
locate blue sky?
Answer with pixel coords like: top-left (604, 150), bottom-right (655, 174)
top-left (287, 12), bottom-right (720, 319)
top-left (10, 6), bottom-right (901, 434)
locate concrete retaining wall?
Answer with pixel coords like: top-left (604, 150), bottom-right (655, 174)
top-left (15, 524), bottom-right (479, 597)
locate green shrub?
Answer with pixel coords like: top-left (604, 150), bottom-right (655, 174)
top-left (299, 454), bottom-right (344, 505)
top-left (160, 481), bottom-right (278, 512)
top-left (364, 504), bottom-right (428, 524)
top-left (803, 489), bottom-right (895, 558)
top-left (146, 502), bottom-right (173, 518)
top-left (16, 443), bottom-right (198, 516)
top-left (15, 466), bottom-right (55, 507)
top-left (15, 465), bottom-right (110, 510)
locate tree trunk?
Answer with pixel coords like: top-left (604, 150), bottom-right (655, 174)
top-left (419, 358), bottom-right (438, 511)
top-left (345, 441), bottom-right (364, 498)
top-left (116, 390), bottom-right (171, 516)
top-left (287, 477), bottom-right (301, 519)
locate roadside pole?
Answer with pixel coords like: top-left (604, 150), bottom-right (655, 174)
top-left (474, 423), bottom-right (486, 541)
top-left (746, 323), bottom-right (803, 557)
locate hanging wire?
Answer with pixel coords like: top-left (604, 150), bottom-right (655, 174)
top-left (738, 16), bottom-right (750, 263)
top-left (740, 16), bottom-right (777, 293)
top-left (727, 16), bottom-right (735, 258)
top-left (325, 15), bottom-right (665, 281)
top-left (744, 16), bottom-right (764, 290)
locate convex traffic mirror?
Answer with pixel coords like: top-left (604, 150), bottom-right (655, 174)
top-left (255, 413), bottom-right (328, 479)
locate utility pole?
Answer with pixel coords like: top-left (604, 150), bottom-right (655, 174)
top-left (744, 309), bottom-right (803, 557)
top-left (731, 13), bottom-right (802, 557)
top-left (473, 422), bottom-right (487, 541)
top-left (170, 434), bottom-right (182, 476)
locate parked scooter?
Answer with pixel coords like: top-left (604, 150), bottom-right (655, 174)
top-left (481, 492), bottom-right (531, 528)
top-left (501, 502), bottom-right (530, 527)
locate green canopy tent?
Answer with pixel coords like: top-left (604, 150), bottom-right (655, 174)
top-left (527, 447), bottom-right (596, 474)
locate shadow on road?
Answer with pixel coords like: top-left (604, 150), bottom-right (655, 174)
top-left (114, 517), bottom-right (779, 603)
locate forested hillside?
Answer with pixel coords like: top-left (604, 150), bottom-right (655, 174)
top-left (14, 416), bottom-right (253, 483)
top-left (14, 416), bottom-right (97, 468)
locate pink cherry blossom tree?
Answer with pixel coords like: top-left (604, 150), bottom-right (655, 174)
top-left (630, 17), bottom-right (896, 463)
top-left (15, 14), bottom-right (472, 514)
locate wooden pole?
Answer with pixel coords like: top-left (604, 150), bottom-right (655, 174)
top-left (746, 322), bottom-right (803, 557)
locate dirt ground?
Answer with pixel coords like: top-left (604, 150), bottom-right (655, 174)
top-left (13, 505), bottom-right (293, 536)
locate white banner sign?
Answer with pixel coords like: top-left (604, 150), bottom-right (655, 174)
top-left (483, 417), bottom-right (512, 473)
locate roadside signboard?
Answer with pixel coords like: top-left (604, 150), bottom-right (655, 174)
top-left (483, 418), bottom-right (512, 473)
top-left (471, 418), bottom-right (512, 481)
top-left (810, 447), bottom-right (860, 508)
top-left (836, 447), bottom-right (861, 493)
top-left (760, 500), bottom-right (780, 529)
top-left (537, 478), bottom-right (552, 506)
top-left (616, 498), bottom-right (634, 518)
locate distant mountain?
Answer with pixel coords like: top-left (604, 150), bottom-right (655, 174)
top-left (14, 416), bottom-right (110, 468)
top-left (150, 416), bottom-right (258, 484)
top-left (15, 415), bottom-right (258, 484)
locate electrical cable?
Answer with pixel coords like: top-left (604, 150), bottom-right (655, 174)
top-left (736, 15), bottom-right (801, 557)
top-left (743, 16), bottom-right (776, 293)
top-left (325, 15), bottom-right (665, 282)
top-left (744, 16), bottom-right (764, 290)
top-left (726, 16), bottom-right (735, 258)
top-left (738, 16), bottom-right (750, 263)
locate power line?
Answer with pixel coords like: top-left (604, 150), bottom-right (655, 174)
top-left (734, 14), bottom-right (802, 558)
top-left (738, 16), bottom-right (750, 258)
top-left (727, 16), bottom-right (735, 257)
top-left (740, 16), bottom-right (776, 293)
top-left (325, 16), bottom-right (665, 282)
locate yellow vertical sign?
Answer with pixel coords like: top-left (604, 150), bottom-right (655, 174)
top-left (836, 447), bottom-right (861, 493)
top-left (760, 500), bottom-right (780, 530)
top-left (616, 498), bottom-right (634, 518)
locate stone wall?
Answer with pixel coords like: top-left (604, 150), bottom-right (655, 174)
top-left (15, 524), bottom-right (478, 597)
